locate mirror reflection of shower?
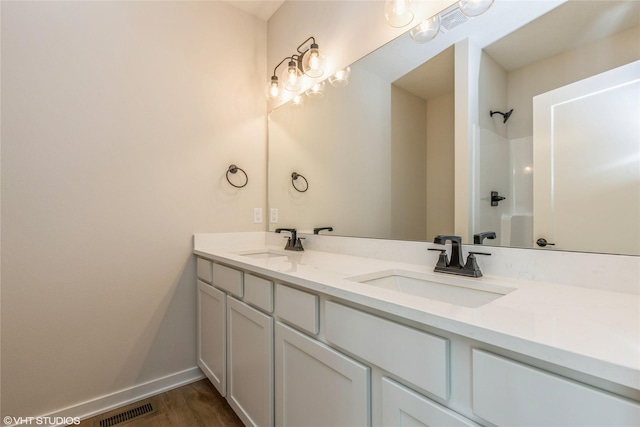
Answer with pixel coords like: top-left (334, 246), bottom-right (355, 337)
top-left (490, 109), bottom-right (513, 123)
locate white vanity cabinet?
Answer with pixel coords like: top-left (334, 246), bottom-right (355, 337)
top-left (195, 255), bottom-right (640, 427)
top-left (227, 296), bottom-right (274, 427)
top-left (197, 257), bottom-right (275, 426)
top-left (325, 301), bottom-right (449, 400)
top-left (197, 279), bottom-right (226, 396)
top-left (381, 377), bottom-right (479, 427)
top-left (324, 300), bottom-right (480, 427)
top-left (472, 349), bottom-right (640, 426)
top-left (274, 322), bottom-right (370, 426)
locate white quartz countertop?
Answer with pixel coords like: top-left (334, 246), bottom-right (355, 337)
top-left (193, 233), bottom-right (640, 391)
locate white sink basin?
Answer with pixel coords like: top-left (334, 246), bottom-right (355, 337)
top-left (235, 249), bottom-right (290, 259)
top-left (348, 269), bottom-right (515, 308)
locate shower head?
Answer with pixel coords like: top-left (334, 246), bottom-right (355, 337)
top-left (490, 109), bottom-right (514, 123)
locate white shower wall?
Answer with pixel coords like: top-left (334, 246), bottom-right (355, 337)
top-left (475, 129), bottom-right (533, 247)
top-left (504, 135), bottom-right (534, 248)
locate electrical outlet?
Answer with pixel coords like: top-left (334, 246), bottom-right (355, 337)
top-left (270, 208), bottom-right (278, 223)
top-left (253, 208), bottom-right (263, 224)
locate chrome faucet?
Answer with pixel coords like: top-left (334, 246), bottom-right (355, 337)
top-left (275, 228), bottom-right (304, 251)
top-left (430, 235), bottom-right (490, 278)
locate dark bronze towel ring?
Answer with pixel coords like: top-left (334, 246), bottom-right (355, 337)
top-left (226, 164), bottom-right (248, 188)
top-left (291, 172), bottom-right (308, 192)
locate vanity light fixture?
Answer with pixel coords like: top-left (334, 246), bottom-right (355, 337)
top-left (410, 14), bottom-right (441, 43)
top-left (329, 67), bottom-right (351, 87)
top-left (266, 75), bottom-right (283, 102)
top-left (305, 81), bottom-right (326, 98)
top-left (458, 0), bottom-right (494, 17)
top-left (300, 38), bottom-right (326, 78)
top-left (282, 57), bottom-right (303, 91)
top-left (385, 0), bottom-right (414, 27)
top-left (265, 36), bottom-right (326, 101)
top-left (292, 93), bottom-right (305, 107)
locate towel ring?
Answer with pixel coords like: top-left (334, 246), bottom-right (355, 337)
top-left (291, 172), bottom-right (308, 193)
top-left (226, 164), bottom-right (248, 188)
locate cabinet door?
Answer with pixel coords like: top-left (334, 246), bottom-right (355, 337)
top-left (227, 297), bottom-right (274, 427)
top-left (197, 280), bottom-right (226, 396)
top-left (275, 322), bottom-right (370, 427)
top-left (472, 349), bottom-right (640, 426)
top-left (382, 377), bottom-right (478, 427)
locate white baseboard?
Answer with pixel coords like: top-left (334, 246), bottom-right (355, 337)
top-left (35, 366), bottom-right (205, 426)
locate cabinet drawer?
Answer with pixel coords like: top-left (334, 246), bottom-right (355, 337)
top-left (382, 377), bottom-right (478, 427)
top-left (212, 263), bottom-right (243, 297)
top-left (244, 273), bottom-right (274, 313)
top-left (196, 257), bottom-right (212, 283)
top-left (325, 301), bottom-right (449, 400)
top-left (472, 349), bottom-right (640, 426)
top-left (275, 284), bottom-right (319, 335)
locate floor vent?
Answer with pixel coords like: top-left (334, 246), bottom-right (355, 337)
top-left (98, 402), bottom-right (156, 427)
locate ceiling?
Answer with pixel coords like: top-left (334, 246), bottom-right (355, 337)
top-left (484, 0), bottom-right (640, 72)
top-left (356, 0), bottom-right (639, 101)
top-left (393, 46), bottom-right (454, 101)
top-left (223, 0), bottom-right (285, 21)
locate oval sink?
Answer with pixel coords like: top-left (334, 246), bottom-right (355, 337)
top-left (348, 269), bottom-right (515, 308)
top-left (235, 249), bottom-right (290, 259)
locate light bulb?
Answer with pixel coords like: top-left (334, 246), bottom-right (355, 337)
top-left (458, 0), bottom-right (493, 17)
top-left (328, 67), bottom-right (351, 87)
top-left (282, 58), bottom-right (302, 92)
top-left (305, 81), bottom-right (326, 99)
top-left (265, 76), bottom-right (282, 101)
top-left (292, 94), bottom-right (305, 107)
top-left (410, 15), bottom-right (440, 44)
top-left (302, 43), bottom-right (326, 78)
top-left (385, 0), bottom-right (414, 28)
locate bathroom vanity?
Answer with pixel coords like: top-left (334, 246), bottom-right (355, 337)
top-left (193, 232), bottom-right (640, 427)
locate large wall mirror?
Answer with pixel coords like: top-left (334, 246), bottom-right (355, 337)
top-left (268, 0), bottom-right (640, 256)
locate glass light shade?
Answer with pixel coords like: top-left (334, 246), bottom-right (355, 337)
top-left (301, 44), bottom-right (326, 78)
top-left (291, 94), bottom-right (305, 107)
top-left (282, 58), bottom-right (302, 92)
top-left (410, 15), bottom-right (441, 44)
top-left (305, 81), bottom-right (326, 98)
top-left (384, 0), bottom-right (414, 28)
top-left (458, 0), bottom-right (494, 17)
top-left (265, 76), bottom-right (282, 102)
top-left (328, 67), bottom-right (351, 87)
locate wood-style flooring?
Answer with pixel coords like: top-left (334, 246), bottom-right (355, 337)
top-left (76, 379), bottom-right (244, 427)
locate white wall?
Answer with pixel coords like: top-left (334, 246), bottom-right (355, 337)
top-left (507, 26), bottom-right (640, 140)
top-left (1, 1), bottom-right (266, 418)
top-left (269, 63), bottom-right (392, 238)
top-left (391, 85), bottom-right (427, 240)
top-left (425, 92), bottom-right (455, 240)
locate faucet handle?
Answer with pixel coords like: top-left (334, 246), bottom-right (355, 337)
top-left (292, 237), bottom-right (305, 251)
top-left (428, 248), bottom-right (449, 268)
top-left (463, 252), bottom-right (491, 277)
